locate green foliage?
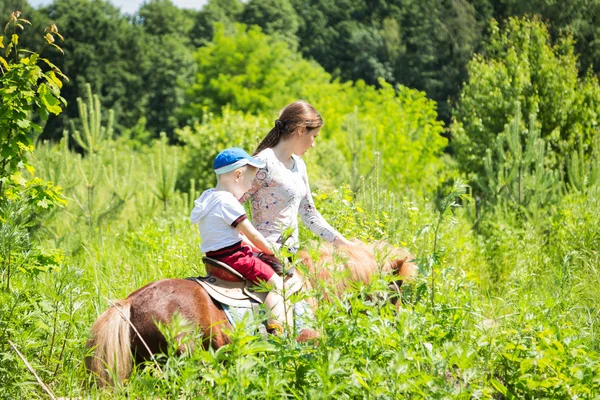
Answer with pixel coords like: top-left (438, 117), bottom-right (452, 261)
top-left (479, 103), bottom-right (561, 218)
top-left (8, 129), bottom-right (600, 398)
top-left (137, 0), bottom-right (196, 138)
top-left (0, 11), bottom-right (66, 196)
top-left (176, 107), bottom-right (269, 192)
top-left (37, 0), bottom-right (138, 135)
top-left (0, 194), bottom-right (63, 292)
top-left (496, 0), bottom-right (600, 86)
top-left (311, 80), bottom-right (451, 194)
top-left (190, 0), bottom-right (244, 46)
top-left (240, 0), bottom-right (300, 49)
top-left (137, 0), bottom-right (194, 37)
top-left (182, 23), bottom-right (331, 118)
top-left (305, 159), bottom-right (433, 245)
top-left (151, 133), bottom-right (179, 211)
top-left (3, 4), bottom-right (600, 399)
top-left (291, 0), bottom-right (489, 120)
top-left (70, 83), bottom-right (114, 155)
top-left (0, 11), bottom-right (67, 297)
top-left (567, 135), bottom-right (600, 193)
top-left (62, 87), bottom-right (132, 232)
top-left (451, 17), bottom-right (600, 182)
top-left (417, 179), bottom-right (469, 310)
top-left (37, 0), bottom-right (195, 139)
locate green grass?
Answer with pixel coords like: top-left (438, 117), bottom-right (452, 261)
top-left (1, 140), bottom-right (599, 399)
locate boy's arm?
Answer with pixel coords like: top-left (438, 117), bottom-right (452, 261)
top-left (236, 219), bottom-right (274, 255)
top-left (240, 234), bottom-right (261, 252)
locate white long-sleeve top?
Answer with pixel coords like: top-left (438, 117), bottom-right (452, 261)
top-left (240, 148), bottom-right (340, 251)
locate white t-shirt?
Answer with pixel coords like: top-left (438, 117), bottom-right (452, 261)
top-left (190, 189), bottom-right (247, 253)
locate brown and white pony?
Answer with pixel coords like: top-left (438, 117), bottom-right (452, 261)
top-left (86, 241), bottom-right (416, 386)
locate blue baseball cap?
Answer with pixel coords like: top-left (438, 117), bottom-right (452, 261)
top-left (213, 148), bottom-right (266, 175)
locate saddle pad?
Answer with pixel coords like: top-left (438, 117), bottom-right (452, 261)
top-left (188, 275), bottom-right (315, 335)
top-left (191, 276), bottom-right (268, 307)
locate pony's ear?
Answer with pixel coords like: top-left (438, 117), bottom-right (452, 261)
top-left (390, 256), bottom-right (408, 273)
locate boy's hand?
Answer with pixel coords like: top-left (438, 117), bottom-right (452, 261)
top-left (256, 253), bottom-right (284, 275)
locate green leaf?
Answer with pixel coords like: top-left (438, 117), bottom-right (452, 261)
top-left (16, 119), bottom-right (30, 129)
top-left (37, 83), bottom-right (62, 115)
top-left (490, 379), bottom-right (512, 398)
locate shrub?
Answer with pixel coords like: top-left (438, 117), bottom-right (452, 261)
top-left (451, 17), bottom-right (600, 185)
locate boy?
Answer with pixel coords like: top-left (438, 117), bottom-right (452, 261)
top-left (190, 148), bottom-right (289, 333)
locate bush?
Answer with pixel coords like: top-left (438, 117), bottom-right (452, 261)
top-left (176, 107), bottom-right (270, 192)
top-left (451, 17), bottom-right (600, 185)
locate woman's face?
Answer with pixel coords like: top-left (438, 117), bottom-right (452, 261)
top-left (295, 127), bottom-right (320, 156)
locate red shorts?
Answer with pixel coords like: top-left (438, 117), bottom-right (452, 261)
top-left (206, 241), bottom-right (275, 283)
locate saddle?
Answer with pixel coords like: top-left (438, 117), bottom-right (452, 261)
top-left (188, 256), bottom-right (303, 308)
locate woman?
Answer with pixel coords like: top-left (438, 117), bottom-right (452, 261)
top-left (241, 100), bottom-right (354, 254)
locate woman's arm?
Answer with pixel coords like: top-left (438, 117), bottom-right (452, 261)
top-left (297, 159), bottom-right (353, 246)
top-left (236, 219), bottom-right (274, 255)
top-left (333, 235), bottom-right (356, 247)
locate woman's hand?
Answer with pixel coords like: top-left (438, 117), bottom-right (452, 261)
top-left (333, 235), bottom-right (357, 247)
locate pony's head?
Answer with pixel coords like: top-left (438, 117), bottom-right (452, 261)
top-left (298, 239), bottom-right (418, 301)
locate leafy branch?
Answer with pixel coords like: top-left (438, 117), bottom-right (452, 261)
top-left (418, 179), bottom-right (469, 311)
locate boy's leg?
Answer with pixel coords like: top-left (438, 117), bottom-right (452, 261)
top-left (212, 246), bottom-right (293, 329)
top-left (265, 274), bottom-right (294, 330)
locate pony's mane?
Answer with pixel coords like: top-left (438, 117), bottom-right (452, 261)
top-left (298, 239), bottom-right (417, 295)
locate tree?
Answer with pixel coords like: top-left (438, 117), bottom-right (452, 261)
top-left (38, 0), bottom-right (149, 139)
top-left (136, 0), bottom-right (196, 138)
top-left (240, 0), bottom-right (300, 49)
top-left (451, 17), bottom-right (600, 183)
top-left (0, 11), bottom-right (67, 198)
top-left (180, 23), bottom-right (449, 195)
top-left (0, 11), bottom-right (67, 296)
top-left (190, 0), bottom-right (244, 46)
top-left (181, 23), bottom-right (332, 119)
top-left (392, 0), bottom-right (486, 120)
top-left (290, 0), bottom-right (489, 121)
top-left (136, 0), bottom-right (195, 37)
top-left (0, 0), bottom-right (43, 50)
top-left (493, 0), bottom-right (600, 79)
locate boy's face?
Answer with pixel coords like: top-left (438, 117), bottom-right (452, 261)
top-left (238, 165), bottom-right (258, 192)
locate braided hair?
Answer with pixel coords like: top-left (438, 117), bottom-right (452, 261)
top-left (255, 100), bottom-right (324, 154)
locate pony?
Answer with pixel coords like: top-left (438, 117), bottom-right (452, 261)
top-left (86, 241), bottom-right (416, 386)
top-left (298, 239), bottom-right (418, 299)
